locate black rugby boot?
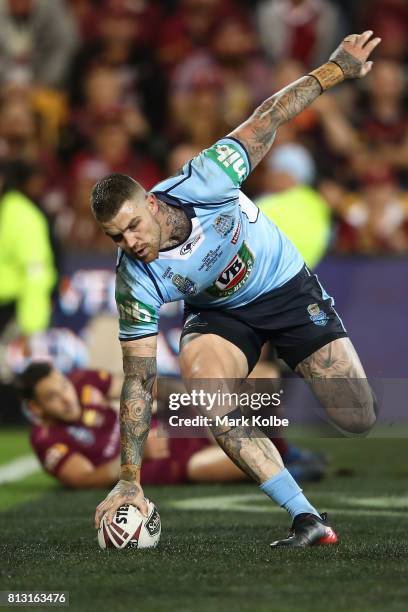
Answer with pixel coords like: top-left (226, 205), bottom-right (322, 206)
top-left (270, 512), bottom-right (338, 548)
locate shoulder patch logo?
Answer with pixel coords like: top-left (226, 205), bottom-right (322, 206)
top-left (204, 143), bottom-right (248, 186)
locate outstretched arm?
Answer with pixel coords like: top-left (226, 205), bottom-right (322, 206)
top-left (229, 31), bottom-right (381, 169)
top-left (95, 335), bottom-right (157, 527)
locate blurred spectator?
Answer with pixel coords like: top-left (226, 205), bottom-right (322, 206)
top-left (60, 113), bottom-right (162, 253)
top-left (257, 143), bottom-right (331, 268)
top-left (0, 91), bottom-right (66, 221)
top-left (334, 166), bottom-right (408, 254)
top-left (167, 143), bottom-right (201, 176)
top-left (71, 0), bottom-right (164, 47)
top-left (171, 16), bottom-right (273, 135)
top-left (352, 60), bottom-right (408, 188)
top-left (0, 95), bottom-right (38, 162)
top-left (169, 71), bottom-right (227, 149)
top-left (256, 0), bottom-right (346, 69)
top-left (0, 160), bottom-right (56, 383)
top-left (157, 0), bottom-right (224, 74)
top-left (361, 0), bottom-right (408, 63)
top-left (69, 64), bottom-right (149, 150)
top-left (0, 0), bottom-right (79, 89)
top-left (68, 0), bottom-right (166, 134)
top-left (68, 0), bottom-right (96, 41)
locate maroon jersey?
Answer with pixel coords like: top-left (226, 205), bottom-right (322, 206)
top-left (141, 419), bottom-right (211, 486)
top-left (30, 370), bottom-right (119, 477)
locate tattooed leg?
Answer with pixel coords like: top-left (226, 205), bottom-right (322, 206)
top-left (295, 338), bottom-right (377, 435)
top-left (180, 333), bottom-right (284, 482)
top-left (213, 423), bottom-right (284, 484)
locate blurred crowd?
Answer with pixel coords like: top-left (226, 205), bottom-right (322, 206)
top-left (1, 0), bottom-right (408, 261)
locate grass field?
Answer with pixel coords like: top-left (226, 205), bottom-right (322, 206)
top-left (1, 429), bottom-right (408, 612)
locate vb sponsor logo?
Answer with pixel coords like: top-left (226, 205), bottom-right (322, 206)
top-left (207, 241), bottom-right (254, 298)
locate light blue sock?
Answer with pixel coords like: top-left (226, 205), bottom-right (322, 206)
top-left (260, 468), bottom-right (320, 520)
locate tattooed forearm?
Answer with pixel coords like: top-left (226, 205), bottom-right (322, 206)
top-left (120, 354), bottom-right (156, 479)
top-left (230, 76), bottom-right (322, 168)
top-left (229, 32), bottom-right (378, 169)
top-left (216, 425), bottom-right (283, 483)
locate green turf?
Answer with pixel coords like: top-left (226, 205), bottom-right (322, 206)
top-left (0, 471), bottom-right (56, 512)
top-left (0, 427), bottom-right (55, 510)
top-left (1, 439), bottom-right (407, 612)
top-left (0, 427), bottom-right (33, 464)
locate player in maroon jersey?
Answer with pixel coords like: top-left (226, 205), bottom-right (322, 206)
top-left (18, 362), bottom-right (247, 488)
top-left (19, 362), bottom-right (122, 488)
top-left (19, 361), bottom-right (324, 488)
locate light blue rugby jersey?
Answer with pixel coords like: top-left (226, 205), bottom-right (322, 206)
top-left (116, 137), bottom-right (304, 340)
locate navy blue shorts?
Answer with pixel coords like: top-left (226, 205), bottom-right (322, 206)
top-left (181, 266), bottom-right (348, 372)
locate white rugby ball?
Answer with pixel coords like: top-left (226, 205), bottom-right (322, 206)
top-left (98, 500), bottom-right (161, 550)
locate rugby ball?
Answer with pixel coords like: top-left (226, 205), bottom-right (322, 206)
top-left (98, 500), bottom-right (161, 550)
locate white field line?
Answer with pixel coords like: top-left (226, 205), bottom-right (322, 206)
top-left (169, 493), bottom-right (408, 518)
top-left (0, 455), bottom-right (41, 484)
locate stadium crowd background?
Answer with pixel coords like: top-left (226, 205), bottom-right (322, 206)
top-left (1, 0), bottom-right (407, 419)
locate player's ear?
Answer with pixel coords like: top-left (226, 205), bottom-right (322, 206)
top-left (146, 193), bottom-right (159, 216)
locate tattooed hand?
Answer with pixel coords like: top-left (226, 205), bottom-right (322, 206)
top-left (94, 479), bottom-right (148, 528)
top-left (330, 31), bottom-right (381, 79)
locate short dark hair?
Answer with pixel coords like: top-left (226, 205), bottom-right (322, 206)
top-left (17, 361), bottom-right (53, 400)
top-left (90, 173), bottom-right (145, 222)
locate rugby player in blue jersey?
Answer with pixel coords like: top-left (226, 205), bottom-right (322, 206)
top-left (93, 32), bottom-right (380, 547)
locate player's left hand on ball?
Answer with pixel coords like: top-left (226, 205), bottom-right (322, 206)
top-left (330, 31), bottom-right (382, 79)
top-left (94, 480), bottom-right (148, 528)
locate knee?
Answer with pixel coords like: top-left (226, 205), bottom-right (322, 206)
top-left (336, 393), bottom-right (378, 436)
top-left (180, 355), bottom-right (221, 379)
top-left (180, 346), bottom-right (234, 379)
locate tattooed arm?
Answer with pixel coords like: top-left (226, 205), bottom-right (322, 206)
top-left (229, 31), bottom-right (381, 169)
top-left (95, 336), bottom-right (157, 527)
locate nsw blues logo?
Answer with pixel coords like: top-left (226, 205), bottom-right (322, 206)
top-left (213, 214), bottom-right (234, 237)
top-left (172, 274), bottom-right (197, 296)
top-left (307, 303), bottom-right (329, 327)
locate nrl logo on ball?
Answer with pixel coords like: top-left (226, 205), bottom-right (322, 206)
top-left (146, 508), bottom-right (161, 536)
